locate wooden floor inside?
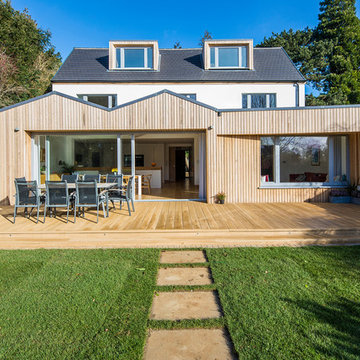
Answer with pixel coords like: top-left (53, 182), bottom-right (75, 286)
top-left (136, 180), bottom-right (200, 200)
top-left (1, 202), bottom-right (360, 248)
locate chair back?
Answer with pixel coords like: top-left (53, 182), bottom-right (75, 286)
top-left (15, 177), bottom-right (26, 183)
top-left (106, 174), bottom-right (123, 188)
top-left (14, 180), bottom-right (39, 206)
top-left (83, 174), bottom-right (101, 182)
top-left (75, 181), bottom-right (98, 206)
top-left (142, 174), bottom-right (152, 186)
top-left (45, 181), bottom-right (69, 206)
top-left (126, 176), bottom-right (134, 199)
top-left (61, 174), bottom-right (78, 183)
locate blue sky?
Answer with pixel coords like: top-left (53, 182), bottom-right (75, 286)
top-left (10, 0), bottom-right (360, 60)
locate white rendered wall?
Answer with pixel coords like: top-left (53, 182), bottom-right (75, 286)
top-left (53, 82), bottom-right (305, 109)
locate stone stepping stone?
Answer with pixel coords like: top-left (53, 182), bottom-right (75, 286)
top-left (157, 267), bottom-right (212, 286)
top-left (160, 250), bottom-right (207, 264)
top-left (144, 328), bottom-right (235, 360)
top-left (150, 291), bottom-right (221, 320)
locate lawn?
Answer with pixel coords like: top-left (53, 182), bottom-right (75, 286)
top-left (207, 246), bottom-right (360, 360)
top-left (1, 247), bottom-right (359, 360)
top-left (0, 249), bottom-right (159, 359)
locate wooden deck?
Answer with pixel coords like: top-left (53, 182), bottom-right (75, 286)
top-left (1, 202), bottom-right (360, 248)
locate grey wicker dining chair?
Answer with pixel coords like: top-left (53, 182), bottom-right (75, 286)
top-left (61, 174), bottom-right (79, 183)
top-left (44, 181), bottom-right (71, 223)
top-left (13, 180), bottom-right (41, 223)
top-left (74, 180), bottom-right (108, 223)
top-left (82, 174), bottom-right (101, 182)
top-left (119, 176), bottom-right (135, 216)
top-left (106, 174), bottom-right (123, 209)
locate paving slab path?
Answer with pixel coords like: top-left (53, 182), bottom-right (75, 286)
top-left (160, 250), bottom-right (207, 264)
top-left (157, 267), bottom-right (213, 286)
top-left (144, 250), bottom-right (236, 360)
top-left (150, 291), bottom-right (222, 320)
top-left (144, 329), bottom-right (235, 360)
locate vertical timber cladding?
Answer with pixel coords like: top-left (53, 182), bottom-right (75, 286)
top-left (0, 92), bottom-right (218, 205)
top-left (349, 133), bottom-right (360, 184)
top-left (216, 135), bottom-right (330, 203)
top-left (1, 91), bottom-right (360, 204)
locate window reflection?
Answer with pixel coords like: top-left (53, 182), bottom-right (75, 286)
top-left (261, 136), bottom-right (348, 185)
top-left (279, 137), bottom-right (328, 182)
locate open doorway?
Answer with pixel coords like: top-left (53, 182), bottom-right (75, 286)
top-left (133, 132), bottom-right (205, 201)
top-left (169, 147), bottom-right (192, 182)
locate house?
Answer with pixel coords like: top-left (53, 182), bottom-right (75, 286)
top-left (0, 38), bottom-right (360, 205)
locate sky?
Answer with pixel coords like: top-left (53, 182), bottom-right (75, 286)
top-left (10, 0), bottom-right (360, 61)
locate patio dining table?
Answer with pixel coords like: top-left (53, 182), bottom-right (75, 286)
top-left (39, 182), bottom-right (123, 219)
top-left (38, 183), bottom-right (118, 190)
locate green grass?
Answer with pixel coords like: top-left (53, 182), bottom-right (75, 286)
top-left (0, 249), bottom-right (159, 360)
top-left (2, 246), bottom-right (359, 360)
top-left (206, 246), bottom-right (360, 360)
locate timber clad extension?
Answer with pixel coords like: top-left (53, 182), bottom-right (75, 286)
top-left (1, 90), bottom-right (360, 205)
top-left (1, 38), bottom-right (359, 205)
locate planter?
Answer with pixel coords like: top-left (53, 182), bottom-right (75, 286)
top-left (329, 195), bottom-right (351, 203)
top-left (351, 197), bottom-right (360, 205)
top-left (219, 199), bottom-right (225, 204)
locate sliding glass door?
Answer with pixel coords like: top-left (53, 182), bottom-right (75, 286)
top-left (31, 133), bottom-right (136, 191)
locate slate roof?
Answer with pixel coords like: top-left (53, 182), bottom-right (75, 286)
top-left (52, 47), bottom-right (305, 83)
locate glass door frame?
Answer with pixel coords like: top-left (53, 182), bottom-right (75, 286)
top-left (31, 132), bottom-right (136, 200)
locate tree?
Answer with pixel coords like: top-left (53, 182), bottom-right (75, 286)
top-left (314, 0), bottom-right (360, 104)
top-left (257, 0), bottom-right (360, 105)
top-left (0, 49), bottom-right (27, 107)
top-left (0, 0), bottom-right (61, 108)
top-left (258, 28), bottom-right (318, 87)
top-left (199, 30), bottom-right (212, 46)
top-left (173, 41), bottom-right (182, 49)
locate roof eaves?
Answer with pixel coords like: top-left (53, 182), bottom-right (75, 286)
top-left (0, 90), bottom-right (219, 114)
top-left (51, 79), bottom-right (306, 84)
top-left (0, 92), bottom-right (55, 113)
top-left (0, 91), bottom-right (111, 113)
top-left (2, 90), bottom-right (360, 115)
top-left (219, 104), bottom-right (360, 112)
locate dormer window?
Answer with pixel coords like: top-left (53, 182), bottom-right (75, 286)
top-left (109, 41), bottom-right (159, 71)
top-left (116, 47), bottom-right (153, 69)
top-left (210, 46), bottom-right (248, 68)
top-left (203, 39), bottom-right (253, 70)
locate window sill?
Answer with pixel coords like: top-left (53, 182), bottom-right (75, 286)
top-left (109, 68), bottom-right (155, 71)
top-left (259, 183), bottom-right (348, 189)
top-left (209, 67), bottom-right (249, 70)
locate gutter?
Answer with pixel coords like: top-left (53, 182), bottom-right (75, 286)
top-left (295, 82), bottom-right (300, 107)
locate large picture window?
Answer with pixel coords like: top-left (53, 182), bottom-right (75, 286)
top-left (261, 136), bottom-right (348, 186)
